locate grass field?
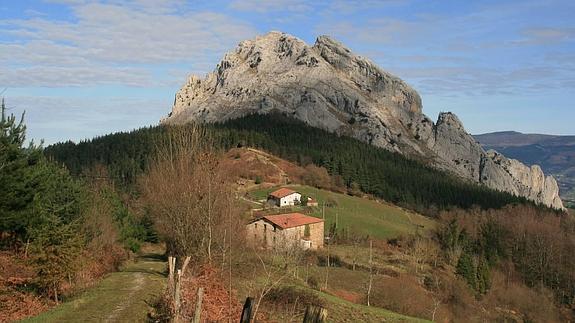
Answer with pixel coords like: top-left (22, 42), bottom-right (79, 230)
top-left (317, 288), bottom-right (431, 323)
top-left (248, 185), bottom-right (436, 240)
top-left (232, 253), bottom-right (430, 323)
top-left (23, 247), bottom-right (166, 323)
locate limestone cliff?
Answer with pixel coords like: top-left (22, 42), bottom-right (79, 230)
top-left (163, 31), bottom-right (564, 210)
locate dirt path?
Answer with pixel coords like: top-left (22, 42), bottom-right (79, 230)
top-left (24, 248), bottom-right (166, 323)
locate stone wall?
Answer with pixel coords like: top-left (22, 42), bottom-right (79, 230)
top-left (246, 219), bottom-right (324, 250)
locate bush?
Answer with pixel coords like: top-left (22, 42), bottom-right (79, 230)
top-left (317, 254), bottom-right (342, 267)
top-left (370, 274), bottom-right (451, 322)
top-left (307, 275), bottom-right (320, 290)
top-left (255, 176), bottom-right (262, 184)
top-left (148, 293), bottom-right (172, 322)
top-left (124, 238), bottom-right (141, 253)
top-left (264, 285), bottom-right (324, 311)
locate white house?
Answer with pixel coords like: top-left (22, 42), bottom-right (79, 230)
top-left (267, 188), bottom-right (301, 207)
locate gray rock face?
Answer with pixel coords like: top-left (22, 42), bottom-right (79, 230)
top-left (163, 31), bottom-right (564, 210)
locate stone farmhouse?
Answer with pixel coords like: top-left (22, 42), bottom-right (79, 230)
top-left (246, 213), bottom-right (324, 250)
top-left (267, 188), bottom-right (301, 207)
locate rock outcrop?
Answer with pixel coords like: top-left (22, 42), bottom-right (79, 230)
top-left (163, 31), bottom-right (564, 210)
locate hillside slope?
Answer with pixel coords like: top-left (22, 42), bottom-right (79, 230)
top-left (45, 114), bottom-right (536, 214)
top-left (475, 132), bottom-right (575, 206)
top-left (163, 31), bottom-right (563, 209)
top-left (248, 184), bottom-right (436, 240)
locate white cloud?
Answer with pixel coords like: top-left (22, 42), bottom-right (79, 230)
top-left (324, 0), bottom-right (409, 14)
top-left (314, 2), bottom-right (575, 97)
top-left (0, 65), bottom-right (153, 87)
top-left (1, 1), bottom-right (258, 87)
top-left (517, 27), bottom-right (575, 45)
top-left (228, 0), bottom-right (312, 13)
top-left (7, 95), bottom-right (168, 145)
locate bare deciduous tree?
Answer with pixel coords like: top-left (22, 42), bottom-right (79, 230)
top-left (139, 124), bottom-right (240, 320)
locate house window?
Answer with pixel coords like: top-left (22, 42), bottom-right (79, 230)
top-left (304, 224), bottom-right (310, 237)
top-left (264, 224), bottom-right (267, 231)
top-left (273, 226), bottom-right (276, 232)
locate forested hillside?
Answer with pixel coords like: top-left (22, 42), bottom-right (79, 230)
top-left (0, 101), bottom-right (155, 320)
top-left (45, 113), bottom-right (534, 215)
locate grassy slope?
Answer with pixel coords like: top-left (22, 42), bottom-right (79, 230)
top-left (249, 184), bottom-right (436, 240)
top-left (233, 258), bottom-right (429, 323)
top-left (23, 248), bottom-right (166, 323)
top-left (243, 184), bottom-right (436, 321)
top-left (317, 290), bottom-right (430, 323)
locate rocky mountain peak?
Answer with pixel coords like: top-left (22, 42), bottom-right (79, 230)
top-left (437, 112), bottom-right (465, 131)
top-left (163, 32), bottom-right (565, 210)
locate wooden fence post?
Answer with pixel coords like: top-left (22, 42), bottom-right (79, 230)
top-left (174, 269), bottom-right (182, 322)
top-left (240, 297), bottom-right (254, 323)
top-left (192, 287), bottom-right (204, 323)
top-left (303, 305), bottom-right (327, 323)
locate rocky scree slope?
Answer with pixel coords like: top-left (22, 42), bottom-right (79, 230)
top-left (163, 31), bottom-right (564, 210)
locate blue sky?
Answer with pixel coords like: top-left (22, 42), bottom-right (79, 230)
top-left (1, 0), bottom-right (574, 144)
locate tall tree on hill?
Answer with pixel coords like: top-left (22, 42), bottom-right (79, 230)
top-left (456, 251), bottom-right (476, 289)
top-left (0, 97), bottom-right (40, 243)
top-left (0, 98), bottom-right (87, 301)
top-left (139, 124), bottom-right (240, 320)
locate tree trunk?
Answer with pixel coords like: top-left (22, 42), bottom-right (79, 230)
top-left (367, 240), bottom-right (373, 307)
top-left (24, 238), bottom-right (30, 258)
top-left (168, 256), bottom-right (175, 292)
top-left (324, 243), bottom-right (330, 290)
top-left (54, 283), bottom-right (59, 304)
top-left (207, 180), bottom-right (212, 262)
top-left (181, 256), bottom-right (191, 276)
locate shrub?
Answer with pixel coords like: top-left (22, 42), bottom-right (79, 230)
top-left (307, 276), bottom-right (320, 290)
top-left (264, 285), bottom-right (324, 311)
top-left (317, 254), bottom-right (342, 267)
top-left (124, 238), bottom-right (141, 253)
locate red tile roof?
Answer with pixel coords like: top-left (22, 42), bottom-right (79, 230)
top-left (307, 198), bottom-right (318, 205)
top-left (269, 188), bottom-right (298, 199)
top-left (262, 213), bottom-right (323, 229)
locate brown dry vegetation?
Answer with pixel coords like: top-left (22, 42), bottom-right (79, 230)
top-left (180, 265), bottom-right (243, 322)
top-left (220, 147), bottom-right (345, 194)
top-left (220, 148), bottom-right (296, 185)
top-left (0, 177), bottom-right (132, 322)
top-left (0, 252), bottom-right (49, 322)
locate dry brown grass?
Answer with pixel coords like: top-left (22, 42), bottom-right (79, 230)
top-left (180, 265), bottom-right (243, 322)
top-left (220, 148), bottom-right (289, 185)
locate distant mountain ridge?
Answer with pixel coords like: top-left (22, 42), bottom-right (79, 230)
top-left (475, 132), bottom-right (575, 207)
top-left (475, 131), bottom-right (575, 147)
top-left (162, 31), bottom-right (564, 209)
